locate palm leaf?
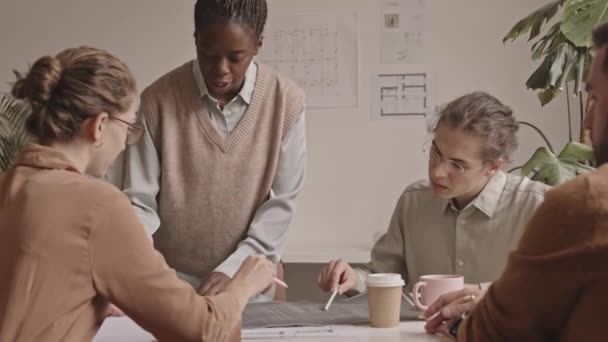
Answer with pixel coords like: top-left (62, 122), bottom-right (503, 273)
top-left (0, 95), bottom-right (30, 128)
top-left (0, 94), bottom-right (32, 172)
top-left (0, 137), bottom-right (18, 172)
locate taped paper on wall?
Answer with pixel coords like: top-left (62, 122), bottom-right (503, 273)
top-left (370, 72), bottom-right (435, 119)
top-left (381, 0), bottom-right (427, 64)
top-left (256, 13), bottom-right (358, 108)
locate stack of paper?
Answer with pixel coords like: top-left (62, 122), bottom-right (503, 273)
top-left (242, 292), bottom-right (420, 329)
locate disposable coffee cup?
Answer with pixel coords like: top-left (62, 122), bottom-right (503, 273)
top-left (366, 273), bottom-right (405, 328)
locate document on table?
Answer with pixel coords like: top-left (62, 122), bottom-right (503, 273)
top-left (242, 292), bottom-right (420, 329)
top-left (242, 326), bottom-right (337, 339)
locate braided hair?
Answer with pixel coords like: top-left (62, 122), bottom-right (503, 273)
top-left (194, 0), bottom-right (268, 37)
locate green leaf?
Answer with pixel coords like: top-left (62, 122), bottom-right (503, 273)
top-left (525, 40), bottom-right (586, 106)
top-left (520, 143), bottom-right (595, 185)
top-left (574, 49), bottom-right (587, 93)
top-left (504, 0), bottom-right (565, 43)
top-left (556, 49), bottom-right (577, 90)
top-left (561, 0), bottom-right (608, 47)
top-left (537, 87), bottom-right (562, 105)
top-left (558, 140), bottom-right (595, 160)
top-left (527, 55), bottom-right (555, 90)
top-left (549, 43), bottom-right (570, 85)
top-left (521, 147), bottom-right (560, 184)
top-left (531, 23), bottom-right (562, 60)
top-left (0, 94), bottom-right (31, 172)
top-left (526, 42), bottom-right (571, 90)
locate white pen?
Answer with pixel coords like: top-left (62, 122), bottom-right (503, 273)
top-left (401, 292), bottom-right (415, 307)
top-left (323, 289), bottom-right (338, 311)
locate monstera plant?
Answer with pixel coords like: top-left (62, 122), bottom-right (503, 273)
top-left (0, 94), bottom-right (30, 172)
top-left (504, 0), bottom-right (607, 185)
top-left (520, 140), bottom-right (595, 185)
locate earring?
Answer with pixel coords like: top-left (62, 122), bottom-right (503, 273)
top-left (94, 140), bottom-right (103, 148)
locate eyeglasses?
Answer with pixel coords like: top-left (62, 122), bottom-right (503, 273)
top-left (109, 117), bottom-right (144, 145)
top-left (423, 141), bottom-right (487, 175)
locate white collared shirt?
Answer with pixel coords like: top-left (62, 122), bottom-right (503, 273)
top-left (192, 61), bottom-right (257, 135)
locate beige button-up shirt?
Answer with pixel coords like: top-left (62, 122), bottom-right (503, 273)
top-left (354, 171), bottom-right (549, 291)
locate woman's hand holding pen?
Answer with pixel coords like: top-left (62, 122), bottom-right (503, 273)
top-left (224, 256), bottom-right (274, 306)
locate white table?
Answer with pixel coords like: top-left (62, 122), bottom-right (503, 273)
top-left (94, 317), bottom-right (450, 342)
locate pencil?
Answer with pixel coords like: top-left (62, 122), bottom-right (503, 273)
top-left (273, 277), bottom-right (288, 288)
top-left (323, 289), bottom-right (338, 311)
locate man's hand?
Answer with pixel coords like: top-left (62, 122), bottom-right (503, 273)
top-left (424, 287), bottom-right (486, 335)
top-left (317, 259), bottom-right (358, 295)
top-left (198, 272), bottom-right (231, 296)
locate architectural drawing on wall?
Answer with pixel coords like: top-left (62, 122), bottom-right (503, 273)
top-left (371, 72), bottom-right (432, 119)
top-left (256, 14), bottom-right (358, 108)
top-left (380, 0), bottom-right (426, 64)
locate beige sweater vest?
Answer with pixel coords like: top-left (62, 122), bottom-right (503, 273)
top-left (140, 61), bottom-right (304, 278)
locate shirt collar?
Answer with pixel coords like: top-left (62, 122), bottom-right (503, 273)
top-left (442, 170), bottom-right (507, 218)
top-left (13, 144), bottom-right (82, 174)
top-left (191, 59), bottom-right (257, 105)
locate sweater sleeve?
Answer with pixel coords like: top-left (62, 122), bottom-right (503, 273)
top-left (89, 190), bottom-right (244, 342)
top-left (458, 175), bottom-right (600, 341)
top-left (121, 94), bottom-right (162, 236)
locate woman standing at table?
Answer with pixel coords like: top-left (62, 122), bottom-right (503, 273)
top-left (122, 0), bottom-right (306, 300)
top-left (0, 46), bottom-right (272, 342)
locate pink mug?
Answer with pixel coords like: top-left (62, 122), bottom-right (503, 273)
top-left (412, 274), bottom-right (464, 311)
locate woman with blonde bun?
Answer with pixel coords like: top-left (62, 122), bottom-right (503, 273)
top-left (0, 46), bottom-right (273, 342)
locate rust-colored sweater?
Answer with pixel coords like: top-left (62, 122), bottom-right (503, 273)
top-left (0, 144), bottom-right (243, 342)
top-left (460, 165), bottom-right (608, 341)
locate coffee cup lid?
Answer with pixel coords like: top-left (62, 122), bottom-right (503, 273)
top-left (366, 273), bottom-right (405, 287)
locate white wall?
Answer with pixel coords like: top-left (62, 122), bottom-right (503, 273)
top-left (0, 0), bottom-right (574, 262)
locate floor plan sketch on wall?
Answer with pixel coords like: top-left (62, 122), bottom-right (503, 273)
top-left (371, 72), bottom-right (432, 119)
top-left (380, 0), bottom-right (426, 64)
top-left (256, 13), bottom-right (358, 108)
